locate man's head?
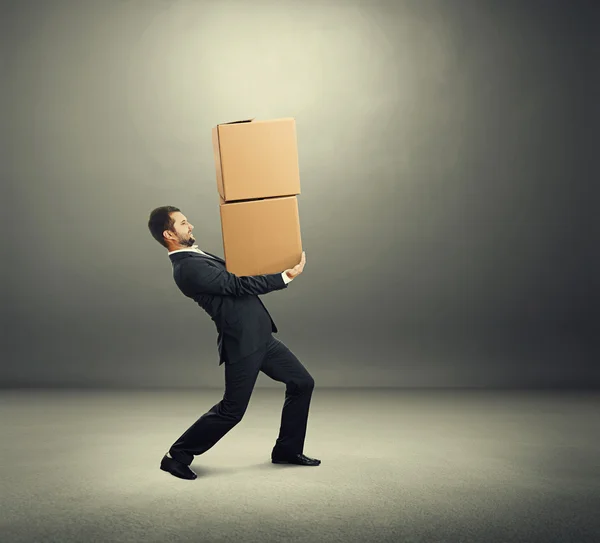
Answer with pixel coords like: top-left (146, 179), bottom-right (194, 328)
top-left (148, 206), bottom-right (196, 251)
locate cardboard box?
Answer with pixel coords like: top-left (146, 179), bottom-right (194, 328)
top-left (212, 118), bottom-right (301, 202)
top-left (219, 196), bottom-right (302, 276)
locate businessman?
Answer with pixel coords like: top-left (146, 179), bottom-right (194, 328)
top-left (147, 206), bottom-right (319, 480)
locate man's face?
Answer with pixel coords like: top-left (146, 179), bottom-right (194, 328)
top-left (165, 212), bottom-right (195, 248)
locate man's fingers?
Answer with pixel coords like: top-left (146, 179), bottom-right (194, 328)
top-left (288, 253), bottom-right (306, 278)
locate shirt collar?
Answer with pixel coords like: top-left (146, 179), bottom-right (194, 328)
top-left (168, 244), bottom-right (204, 256)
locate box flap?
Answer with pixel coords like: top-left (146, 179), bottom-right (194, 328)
top-left (218, 118), bottom-right (255, 125)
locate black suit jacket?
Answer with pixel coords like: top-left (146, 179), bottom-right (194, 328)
top-left (169, 250), bottom-right (289, 365)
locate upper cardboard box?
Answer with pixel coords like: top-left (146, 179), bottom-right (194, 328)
top-left (212, 117), bottom-right (301, 202)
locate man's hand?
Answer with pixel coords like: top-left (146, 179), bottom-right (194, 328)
top-left (284, 251), bottom-right (306, 279)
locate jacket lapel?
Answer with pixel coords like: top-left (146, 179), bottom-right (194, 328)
top-left (202, 251), bottom-right (226, 265)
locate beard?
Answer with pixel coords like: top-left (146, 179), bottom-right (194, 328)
top-left (182, 234), bottom-right (195, 247)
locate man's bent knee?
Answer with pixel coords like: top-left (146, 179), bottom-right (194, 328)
top-left (291, 376), bottom-right (314, 393)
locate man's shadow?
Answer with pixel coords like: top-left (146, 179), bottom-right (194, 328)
top-left (188, 461), bottom-right (300, 478)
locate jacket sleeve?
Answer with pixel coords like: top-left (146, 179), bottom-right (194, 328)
top-left (179, 259), bottom-right (289, 297)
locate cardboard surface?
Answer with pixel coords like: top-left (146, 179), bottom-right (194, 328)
top-left (213, 118), bottom-right (301, 202)
top-left (219, 196), bottom-right (302, 276)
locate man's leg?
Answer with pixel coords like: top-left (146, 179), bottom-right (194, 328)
top-left (260, 335), bottom-right (315, 458)
top-left (168, 344), bottom-right (266, 465)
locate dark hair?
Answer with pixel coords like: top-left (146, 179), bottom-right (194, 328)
top-left (148, 206), bottom-right (180, 248)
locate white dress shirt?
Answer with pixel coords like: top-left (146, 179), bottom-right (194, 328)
top-left (168, 245), bottom-right (293, 284)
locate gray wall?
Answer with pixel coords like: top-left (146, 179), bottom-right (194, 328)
top-left (2, 0), bottom-right (596, 388)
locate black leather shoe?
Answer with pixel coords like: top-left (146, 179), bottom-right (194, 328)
top-left (272, 453), bottom-right (321, 466)
top-left (160, 454), bottom-right (197, 480)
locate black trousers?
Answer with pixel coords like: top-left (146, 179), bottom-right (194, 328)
top-left (169, 334), bottom-right (315, 466)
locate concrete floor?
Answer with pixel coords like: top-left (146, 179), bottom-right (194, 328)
top-left (1, 388), bottom-right (599, 543)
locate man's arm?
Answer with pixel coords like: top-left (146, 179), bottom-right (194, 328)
top-left (180, 259), bottom-right (290, 297)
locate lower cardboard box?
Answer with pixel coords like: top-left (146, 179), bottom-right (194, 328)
top-left (219, 195), bottom-right (303, 277)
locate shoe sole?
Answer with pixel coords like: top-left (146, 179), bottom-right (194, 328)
top-left (271, 459), bottom-right (320, 466)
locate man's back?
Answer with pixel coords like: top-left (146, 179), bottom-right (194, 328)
top-left (169, 251), bottom-right (289, 364)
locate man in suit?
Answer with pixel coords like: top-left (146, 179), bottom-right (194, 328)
top-left (147, 206), bottom-right (320, 480)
